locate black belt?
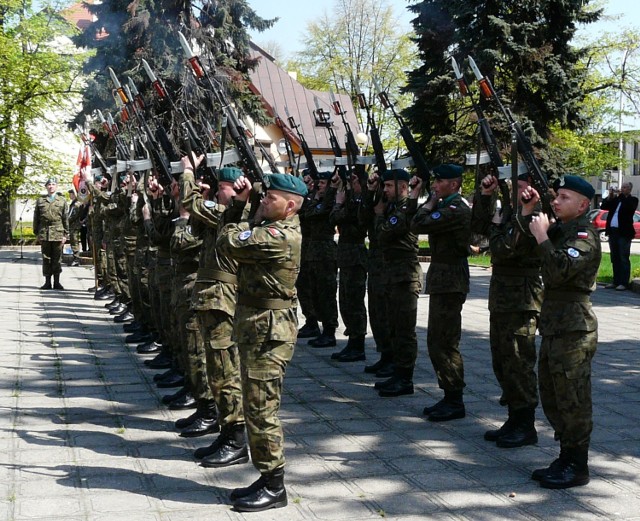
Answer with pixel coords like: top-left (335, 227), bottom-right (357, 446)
top-left (237, 294), bottom-right (292, 309)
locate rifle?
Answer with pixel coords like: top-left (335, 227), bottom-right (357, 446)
top-left (376, 87), bottom-right (431, 186)
top-left (313, 96), bottom-right (348, 183)
top-left (356, 86), bottom-right (387, 179)
top-left (285, 106), bottom-right (319, 179)
top-left (330, 89), bottom-right (368, 188)
top-left (178, 31), bottom-right (271, 186)
top-left (467, 56), bottom-right (555, 218)
top-left (108, 67), bottom-right (174, 188)
top-left (451, 57), bottom-right (513, 219)
top-left (273, 109), bottom-right (297, 173)
top-left (76, 124), bottom-right (109, 175)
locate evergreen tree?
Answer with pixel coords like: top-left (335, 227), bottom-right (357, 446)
top-left (403, 0), bottom-right (601, 175)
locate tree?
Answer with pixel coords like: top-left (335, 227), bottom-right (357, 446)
top-left (0, 0), bottom-right (86, 245)
top-left (404, 0), bottom-right (602, 174)
top-left (293, 0), bottom-right (418, 146)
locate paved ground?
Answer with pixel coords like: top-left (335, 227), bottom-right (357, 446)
top-left (2, 247), bottom-right (640, 521)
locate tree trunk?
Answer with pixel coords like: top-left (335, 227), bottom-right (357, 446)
top-left (0, 190), bottom-right (13, 245)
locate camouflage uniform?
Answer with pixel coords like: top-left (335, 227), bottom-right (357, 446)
top-left (301, 190), bottom-right (338, 334)
top-left (412, 192), bottom-right (471, 394)
top-left (374, 194), bottom-right (421, 381)
top-left (67, 198), bottom-right (83, 264)
top-left (180, 171), bottom-right (242, 429)
top-left (217, 214), bottom-right (302, 474)
top-left (296, 198), bottom-right (317, 327)
top-left (472, 193), bottom-right (542, 412)
top-left (33, 193), bottom-right (69, 277)
top-left (329, 189), bottom-right (368, 340)
top-left (517, 211), bottom-right (600, 453)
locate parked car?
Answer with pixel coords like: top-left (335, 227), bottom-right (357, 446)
top-left (589, 209), bottom-right (640, 242)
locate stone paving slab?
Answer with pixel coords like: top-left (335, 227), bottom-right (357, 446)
top-left (2, 249), bottom-right (640, 520)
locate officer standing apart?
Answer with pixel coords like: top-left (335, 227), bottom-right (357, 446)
top-left (410, 164), bottom-right (471, 421)
top-left (472, 174), bottom-right (542, 447)
top-left (601, 182), bottom-right (638, 290)
top-left (217, 173), bottom-right (307, 512)
top-left (33, 178), bottom-right (69, 290)
top-left (518, 175), bottom-right (601, 489)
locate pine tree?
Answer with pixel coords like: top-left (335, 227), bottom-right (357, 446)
top-left (403, 0), bottom-right (602, 175)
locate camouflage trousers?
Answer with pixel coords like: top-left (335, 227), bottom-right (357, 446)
top-left (539, 330), bottom-right (597, 450)
top-left (114, 241), bottom-right (130, 303)
top-left (367, 251), bottom-right (391, 353)
top-left (296, 259), bottom-right (317, 323)
top-left (308, 259), bottom-right (338, 330)
top-left (338, 264), bottom-right (367, 337)
top-left (490, 311), bottom-right (539, 411)
top-left (198, 309), bottom-right (243, 428)
top-left (134, 249), bottom-right (153, 331)
top-left (126, 253), bottom-right (142, 321)
top-left (387, 278), bottom-right (420, 377)
top-left (427, 292), bottom-right (467, 392)
top-left (105, 240), bottom-right (121, 296)
top-left (239, 339), bottom-right (294, 474)
top-left (153, 261), bottom-right (174, 347)
top-left (40, 241), bottom-right (63, 276)
top-left (68, 228), bottom-right (80, 261)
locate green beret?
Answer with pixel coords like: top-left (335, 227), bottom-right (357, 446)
top-left (381, 169), bottom-right (411, 182)
top-left (553, 175), bottom-right (595, 200)
top-left (218, 166), bottom-right (243, 184)
top-left (44, 178), bottom-right (57, 186)
top-left (316, 170), bottom-right (333, 181)
top-left (94, 174), bottom-right (104, 182)
top-left (433, 164), bottom-right (463, 179)
top-left (263, 173), bottom-right (308, 197)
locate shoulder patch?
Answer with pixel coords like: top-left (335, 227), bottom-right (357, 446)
top-left (431, 211), bottom-right (441, 220)
top-left (238, 230), bottom-right (252, 241)
top-left (389, 216), bottom-right (398, 225)
top-left (567, 247), bottom-right (580, 258)
top-left (203, 200), bottom-right (216, 208)
top-left (267, 227), bottom-right (282, 237)
top-left (577, 231), bottom-right (589, 239)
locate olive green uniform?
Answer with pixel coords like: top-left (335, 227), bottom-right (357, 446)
top-left (217, 214), bottom-right (302, 474)
top-left (33, 193), bottom-right (69, 276)
top-left (411, 192), bottom-right (471, 393)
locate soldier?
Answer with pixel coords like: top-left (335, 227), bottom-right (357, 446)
top-left (472, 174), bottom-right (542, 447)
top-left (328, 172), bottom-right (368, 361)
top-left (217, 173), bottom-right (307, 512)
top-left (368, 169), bottom-right (422, 397)
top-left (302, 170), bottom-right (339, 348)
top-left (410, 164), bottom-right (471, 421)
top-left (33, 178), bottom-right (69, 290)
top-left (518, 175), bottom-right (600, 489)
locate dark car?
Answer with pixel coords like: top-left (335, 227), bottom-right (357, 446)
top-left (589, 209), bottom-right (640, 242)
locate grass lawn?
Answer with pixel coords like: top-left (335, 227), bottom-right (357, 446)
top-left (468, 252), bottom-right (640, 283)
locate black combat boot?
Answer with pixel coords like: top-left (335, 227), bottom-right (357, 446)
top-left (364, 352), bottom-right (394, 377)
top-left (336, 335), bottom-right (366, 362)
top-left (232, 468), bottom-right (287, 512)
top-left (200, 423), bottom-right (249, 468)
top-left (297, 320), bottom-right (321, 339)
top-left (180, 400), bottom-right (219, 438)
top-left (484, 411), bottom-right (514, 441)
top-left (377, 367), bottom-right (414, 397)
top-left (308, 327), bottom-right (336, 348)
top-left (539, 448), bottom-right (590, 489)
top-left (427, 390), bottom-right (465, 422)
top-left (167, 390), bottom-right (196, 410)
top-left (40, 276), bottom-right (52, 290)
top-left (52, 274), bottom-right (64, 290)
top-left (496, 407), bottom-right (537, 448)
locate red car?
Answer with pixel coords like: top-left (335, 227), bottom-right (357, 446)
top-left (588, 209), bottom-right (640, 242)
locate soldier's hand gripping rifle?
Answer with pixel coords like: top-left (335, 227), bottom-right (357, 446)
top-left (177, 31), bottom-right (272, 186)
top-left (285, 106), bottom-right (319, 179)
top-left (108, 67), bottom-right (174, 188)
top-left (377, 88), bottom-right (432, 188)
top-left (451, 57), bottom-right (512, 219)
top-left (314, 96), bottom-right (348, 183)
top-left (141, 58), bottom-right (218, 188)
top-left (467, 56), bottom-right (555, 219)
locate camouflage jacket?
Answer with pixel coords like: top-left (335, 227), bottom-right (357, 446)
top-left (472, 193), bottom-right (542, 313)
top-left (67, 200), bottom-right (83, 232)
top-left (180, 170), bottom-right (239, 314)
top-left (374, 196), bottom-right (421, 284)
top-left (144, 194), bottom-right (176, 255)
top-left (170, 217), bottom-right (202, 280)
top-left (517, 211), bottom-right (601, 335)
top-left (411, 192), bottom-right (471, 294)
top-left (33, 194), bottom-right (68, 242)
top-left (217, 215), bottom-right (302, 345)
top-left (329, 190), bottom-right (367, 268)
top-left (302, 190), bottom-right (337, 261)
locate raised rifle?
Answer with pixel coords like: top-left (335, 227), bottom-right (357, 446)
top-left (451, 57), bottom-right (513, 219)
top-left (177, 31), bottom-right (273, 186)
top-left (285, 106), bottom-right (319, 179)
top-left (314, 96), bottom-right (348, 183)
top-left (76, 124), bottom-right (109, 175)
top-left (356, 86), bottom-right (387, 180)
top-left (467, 56), bottom-right (555, 218)
top-left (273, 109), bottom-right (297, 173)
